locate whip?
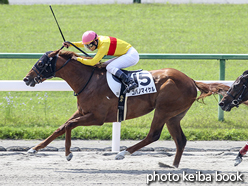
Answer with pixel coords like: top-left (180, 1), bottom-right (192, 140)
top-left (49, 5), bottom-right (91, 57)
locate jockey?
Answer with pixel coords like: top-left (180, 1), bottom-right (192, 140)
top-left (234, 142), bottom-right (248, 166)
top-left (63, 30), bottom-right (139, 94)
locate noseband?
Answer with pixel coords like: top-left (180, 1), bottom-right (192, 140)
top-left (226, 75), bottom-right (248, 107)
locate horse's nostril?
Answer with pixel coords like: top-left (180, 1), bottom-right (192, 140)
top-left (23, 77), bottom-right (29, 82)
top-left (219, 102), bottom-right (224, 107)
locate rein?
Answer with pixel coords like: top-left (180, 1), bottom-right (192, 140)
top-left (62, 43), bottom-right (94, 96)
top-left (56, 58), bottom-right (71, 72)
top-left (55, 56), bottom-right (95, 97)
top-left (34, 44), bottom-right (94, 96)
top-left (67, 42), bottom-right (91, 57)
top-left (74, 68), bottom-right (95, 96)
top-left (33, 52), bottom-right (95, 96)
top-left (58, 56), bottom-right (95, 96)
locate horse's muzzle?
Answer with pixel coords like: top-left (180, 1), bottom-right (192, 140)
top-left (23, 76), bottom-right (36, 87)
top-left (218, 101), bottom-right (232, 112)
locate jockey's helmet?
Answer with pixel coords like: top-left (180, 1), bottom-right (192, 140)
top-left (82, 31), bottom-right (98, 44)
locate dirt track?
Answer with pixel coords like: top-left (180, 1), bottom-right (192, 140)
top-left (0, 140), bottom-right (248, 185)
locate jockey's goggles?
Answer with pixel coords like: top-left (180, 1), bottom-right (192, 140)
top-left (84, 42), bottom-right (94, 50)
top-left (84, 39), bottom-right (98, 50)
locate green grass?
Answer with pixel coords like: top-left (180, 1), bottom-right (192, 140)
top-left (1, 4), bottom-right (248, 140)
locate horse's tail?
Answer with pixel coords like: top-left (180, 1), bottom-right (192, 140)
top-left (193, 80), bottom-right (230, 102)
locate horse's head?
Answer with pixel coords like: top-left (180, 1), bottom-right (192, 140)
top-left (219, 70), bottom-right (248, 111)
top-left (23, 51), bottom-right (58, 87)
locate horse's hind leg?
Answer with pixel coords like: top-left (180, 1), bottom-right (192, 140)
top-left (165, 109), bottom-right (189, 168)
top-left (115, 109), bottom-right (188, 168)
top-left (115, 109), bottom-right (167, 160)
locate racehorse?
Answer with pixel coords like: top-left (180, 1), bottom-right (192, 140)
top-left (219, 70), bottom-right (248, 111)
top-left (23, 49), bottom-right (229, 168)
top-left (218, 70), bottom-right (248, 166)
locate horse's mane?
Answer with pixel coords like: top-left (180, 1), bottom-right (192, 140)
top-left (48, 49), bottom-right (80, 60)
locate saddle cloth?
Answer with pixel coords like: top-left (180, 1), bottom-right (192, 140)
top-left (106, 70), bottom-right (157, 98)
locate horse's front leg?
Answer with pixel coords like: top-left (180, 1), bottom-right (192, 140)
top-left (64, 112), bottom-right (103, 161)
top-left (28, 110), bottom-right (82, 154)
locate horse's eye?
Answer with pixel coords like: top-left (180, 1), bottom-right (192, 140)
top-left (38, 61), bottom-right (44, 68)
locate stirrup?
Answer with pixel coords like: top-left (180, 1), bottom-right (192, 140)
top-left (123, 82), bottom-right (138, 94)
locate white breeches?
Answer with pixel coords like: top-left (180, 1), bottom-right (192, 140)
top-left (106, 47), bottom-right (139, 75)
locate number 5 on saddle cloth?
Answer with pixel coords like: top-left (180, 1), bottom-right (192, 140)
top-left (107, 70), bottom-right (157, 122)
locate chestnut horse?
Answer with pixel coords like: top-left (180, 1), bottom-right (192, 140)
top-left (219, 70), bottom-right (248, 111)
top-left (23, 50), bottom-right (229, 168)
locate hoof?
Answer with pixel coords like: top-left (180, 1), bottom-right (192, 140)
top-left (115, 150), bottom-right (130, 160)
top-left (158, 162), bottom-right (175, 169)
top-left (115, 153), bottom-right (125, 160)
top-left (27, 148), bottom-right (37, 155)
top-left (172, 164), bottom-right (179, 168)
top-left (66, 153), bottom-right (73, 161)
top-left (234, 156), bottom-right (242, 166)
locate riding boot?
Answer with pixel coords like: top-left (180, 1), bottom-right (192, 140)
top-left (115, 70), bottom-right (138, 94)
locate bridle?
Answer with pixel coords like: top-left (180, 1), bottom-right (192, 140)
top-left (226, 74), bottom-right (248, 107)
top-left (32, 51), bottom-right (95, 96)
top-left (32, 51), bottom-right (71, 83)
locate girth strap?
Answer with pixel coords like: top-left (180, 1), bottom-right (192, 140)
top-left (117, 83), bottom-right (128, 122)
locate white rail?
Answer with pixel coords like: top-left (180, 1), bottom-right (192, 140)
top-left (0, 80), bottom-right (234, 91)
top-left (0, 80), bottom-right (234, 152)
top-left (0, 80), bottom-right (71, 91)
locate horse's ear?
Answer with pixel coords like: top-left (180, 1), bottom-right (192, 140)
top-left (48, 49), bottom-right (60, 58)
top-left (241, 70), bottom-right (248, 79)
top-left (242, 70), bottom-right (248, 76)
top-left (243, 74), bottom-right (248, 79)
